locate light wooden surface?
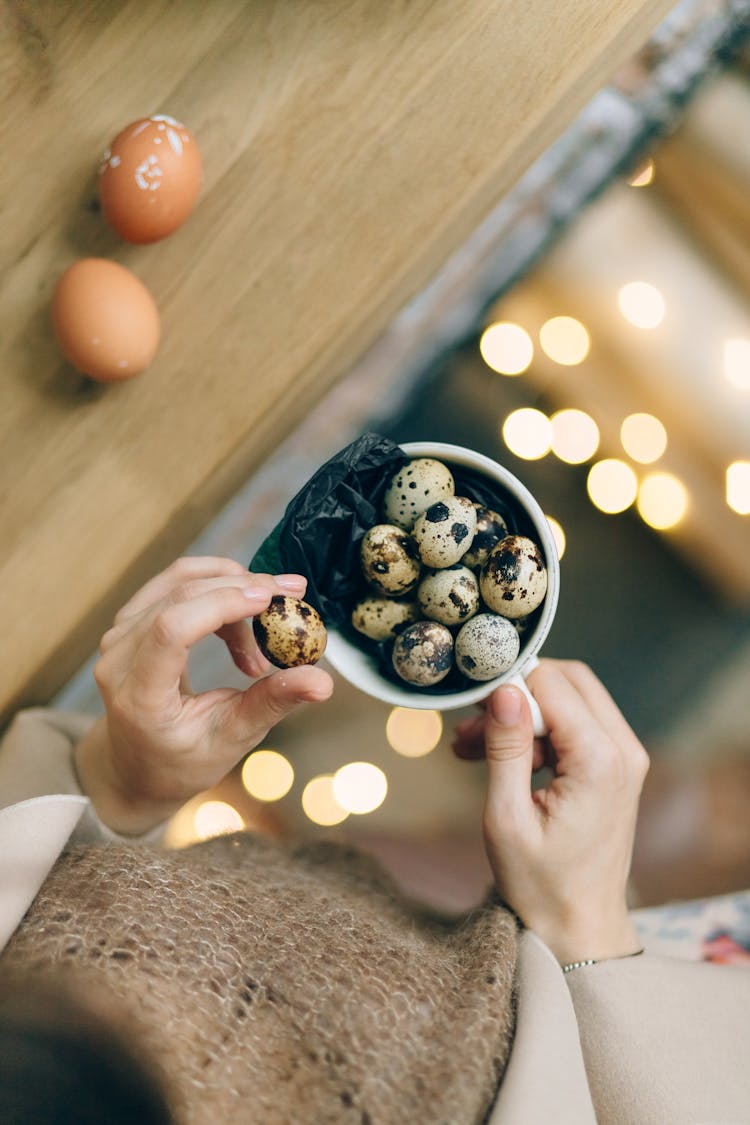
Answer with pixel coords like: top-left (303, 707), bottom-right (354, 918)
top-left (0, 0), bottom-right (673, 725)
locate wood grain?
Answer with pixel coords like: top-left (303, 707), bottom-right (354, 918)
top-left (0, 0), bottom-right (673, 724)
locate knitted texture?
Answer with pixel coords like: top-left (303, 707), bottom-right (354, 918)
top-left (3, 834), bottom-right (518, 1125)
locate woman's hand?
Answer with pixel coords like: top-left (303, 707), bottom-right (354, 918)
top-left (75, 557), bottom-right (333, 835)
top-left (453, 659), bottom-right (649, 964)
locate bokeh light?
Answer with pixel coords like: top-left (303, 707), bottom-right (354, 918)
top-left (539, 317), bottom-right (590, 366)
top-left (502, 408), bottom-right (551, 460)
top-left (617, 282), bottom-right (665, 329)
top-left (241, 749), bottom-right (294, 802)
top-left (479, 322), bottom-right (534, 375)
top-left (301, 775), bottom-right (349, 826)
top-left (726, 461), bottom-right (750, 515)
top-left (545, 515), bottom-right (566, 560)
top-left (550, 408), bottom-right (600, 464)
top-left (193, 800), bottom-right (244, 840)
top-left (587, 459), bottom-right (638, 514)
top-left (724, 338), bottom-right (750, 391)
top-left (620, 413), bottom-right (668, 464)
top-left (333, 762), bottom-right (388, 815)
top-left (386, 708), bottom-right (443, 757)
top-left (637, 472), bottom-right (688, 530)
top-left (627, 159), bottom-right (655, 187)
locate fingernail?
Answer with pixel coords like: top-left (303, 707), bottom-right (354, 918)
top-left (490, 687), bottom-right (522, 725)
top-left (276, 574), bottom-right (307, 593)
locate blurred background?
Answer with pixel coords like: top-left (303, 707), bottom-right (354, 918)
top-left (57, 0), bottom-right (750, 912)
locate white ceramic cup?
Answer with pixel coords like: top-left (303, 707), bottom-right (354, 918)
top-left (324, 441), bottom-right (560, 734)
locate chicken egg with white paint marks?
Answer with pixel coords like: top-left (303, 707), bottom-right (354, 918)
top-left (360, 525), bottom-right (421, 596)
top-left (454, 614), bottom-right (520, 681)
top-left (392, 621), bottom-right (454, 686)
top-left (382, 458), bottom-right (455, 530)
top-left (351, 596), bottom-right (420, 642)
top-left (417, 565), bottom-right (479, 626)
top-left (412, 496), bottom-right (476, 568)
top-left (480, 535), bottom-right (547, 619)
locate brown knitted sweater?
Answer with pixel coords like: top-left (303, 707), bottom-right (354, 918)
top-left (2, 833), bottom-right (518, 1124)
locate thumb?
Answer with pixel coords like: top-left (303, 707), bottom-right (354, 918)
top-left (484, 685), bottom-right (535, 823)
top-left (231, 665), bottom-right (334, 744)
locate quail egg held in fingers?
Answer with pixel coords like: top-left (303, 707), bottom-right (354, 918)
top-left (462, 505), bottom-right (508, 569)
top-left (455, 614), bottom-right (520, 681)
top-left (412, 496), bottom-right (477, 569)
top-left (480, 535), bottom-right (548, 619)
top-left (351, 597), bottom-right (420, 642)
top-left (382, 458), bottom-right (455, 530)
top-left (417, 566), bottom-right (479, 627)
top-left (392, 621), bottom-right (454, 686)
top-left (360, 525), bottom-right (422, 595)
top-left (253, 596), bottom-right (328, 668)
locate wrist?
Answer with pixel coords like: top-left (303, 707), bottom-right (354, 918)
top-left (532, 910), bottom-right (641, 966)
top-left (74, 719), bottom-right (180, 836)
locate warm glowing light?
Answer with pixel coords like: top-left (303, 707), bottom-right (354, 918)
top-left (502, 408), bottom-right (551, 460)
top-left (193, 800), bottom-right (244, 840)
top-left (479, 322), bottom-right (534, 375)
top-left (724, 339), bottom-right (750, 391)
top-left (726, 461), bottom-right (750, 515)
top-left (587, 459), bottom-right (638, 514)
top-left (627, 159), bottom-right (655, 187)
top-left (617, 282), bottom-right (665, 329)
top-left (333, 762), bottom-right (388, 815)
top-left (620, 413), bottom-right (668, 464)
top-left (539, 317), bottom-right (590, 366)
top-left (550, 409), bottom-right (600, 464)
top-left (637, 472), bottom-right (688, 530)
top-left (301, 775), bottom-right (349, 826)
top-left (241, 750), bottom-right (294, 802)
top-left (545, 515), bottom-right (566, 560)
top-left (386, 708), bottom-right (443, 758)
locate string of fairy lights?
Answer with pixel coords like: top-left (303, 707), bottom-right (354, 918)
top-left (166, 160), bottom-right (749, 845)
top-left (481, 161), bottom-right (750, 533)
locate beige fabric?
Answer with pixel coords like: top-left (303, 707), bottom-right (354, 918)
top-left (568, 954), bottom-right (750, 1125)
top-left (4, 836), bottom-right (518, 1125)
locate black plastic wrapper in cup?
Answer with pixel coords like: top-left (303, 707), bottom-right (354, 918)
top-left (249, 433), bottom-right (409, 627)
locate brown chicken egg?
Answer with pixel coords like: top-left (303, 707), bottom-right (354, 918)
top-left (253, 596), bottom-right (327, 668)
top-left (99, 114), bottom-right (202, 243)
top-left (52, 258), bottom-right (160, 381)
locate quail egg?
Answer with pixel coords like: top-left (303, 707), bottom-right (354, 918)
top-left (417, 565), bottom-right (479, 626)
top-left (382, 458), bottom-right (455, 530)
top-left (462, 505), bottom-right (509, 569)
top-left (253, 596), bottom-right (328, 668)
top-left (454, 614), bottom-right (520, 681)
top-left (360, 524), bottom-right (421, 595)
top-left (412, 496), bottom-right (477, 569)
top-left (351, 596), bottom-right (420, 642)
top-left (480, 535), bottom-right (547, 619)
top-left (392, 621), bottom-right (454, 686)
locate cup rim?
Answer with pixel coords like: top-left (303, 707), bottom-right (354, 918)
top-left (324, 441), bottom-right (559, 711)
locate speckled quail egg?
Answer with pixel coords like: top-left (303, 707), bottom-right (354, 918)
top-left (382, 458), bottom-right (455, 530)
top-left (417, 565), bottom-right (479, 626)
top-left (351, 597), bottom-right (420, 642)
top-left (360, 524), bottom-right (421, 596)
top-left (462, 505), bottom-right (509, 570)
top-left (480, 535), bottom-right (547, 620)
top-left (455, 614), bottom-right (520, 681)
top-left (412, 496), bottom-right (477, 569)
top-left (392, 621), bottom-right (454, 686)
top-left (253, 596), bottom-right (327, 668)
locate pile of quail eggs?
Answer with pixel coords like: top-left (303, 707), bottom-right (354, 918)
top-left (350, 458), bottom-right (548, 689)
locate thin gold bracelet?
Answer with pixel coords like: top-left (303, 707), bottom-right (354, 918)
top-left (561, 948), bottom-right (644, 974)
